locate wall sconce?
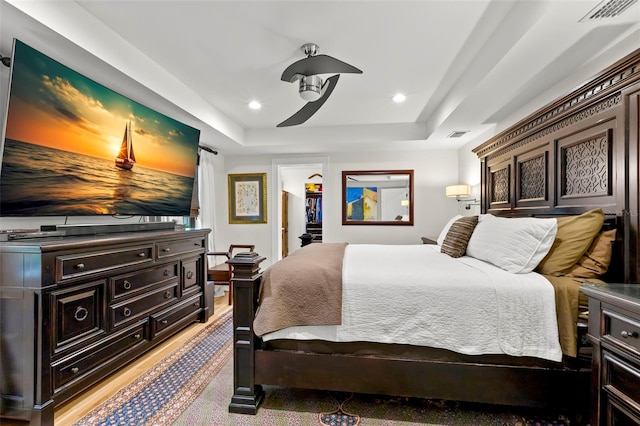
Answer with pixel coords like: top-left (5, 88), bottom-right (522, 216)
top-left (445, 184), bottom-right (479, 210)
top-left (445, 184), bottom-right (470, 198)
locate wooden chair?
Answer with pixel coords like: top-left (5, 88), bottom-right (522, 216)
top-left (207, 244), bottom-right (255, 304)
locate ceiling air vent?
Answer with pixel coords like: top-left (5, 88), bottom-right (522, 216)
top-left (580, 0), bottom-right (638, 21)
top-left (447, 131), bottom-right (469, 138)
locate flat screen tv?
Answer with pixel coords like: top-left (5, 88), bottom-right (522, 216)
top-left (0, 39), bottom-right (201, 217)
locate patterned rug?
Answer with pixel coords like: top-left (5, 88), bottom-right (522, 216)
top-left (73, 310), bottom-right (233, 426)
top-left (73, 308), bottom-right (572, 426)
top-left (175, 358), bottom-right (572, 426)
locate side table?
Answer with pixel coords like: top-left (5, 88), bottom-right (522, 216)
top-left (580, 284), bottom-right (640, 426)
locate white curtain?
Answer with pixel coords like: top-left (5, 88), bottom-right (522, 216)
top-left (195, 149), bottom-right (217, 253)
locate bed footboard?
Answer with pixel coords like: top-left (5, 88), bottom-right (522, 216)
top-left (227, 251), bottom-right (265, 415)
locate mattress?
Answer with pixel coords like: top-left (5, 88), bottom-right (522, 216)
top-left (262, 244), bottom-right (563, 362)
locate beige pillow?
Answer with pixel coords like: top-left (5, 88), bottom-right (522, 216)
top-left (441, 216), bottom-right (478, 258)
top-left (566, 229), bottom-right (616, 278)
top-left (535, 209), bottom-right (604, 276)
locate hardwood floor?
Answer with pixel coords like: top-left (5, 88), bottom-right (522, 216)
top-left (2, 295), bottom-right (232, 426)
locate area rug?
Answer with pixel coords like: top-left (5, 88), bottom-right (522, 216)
top-left (174, 357), bottom-right (571, 426)
top-left (73, 308), bottom-right (572, 426)
top-left (73, 309), bottom-right (233, 426)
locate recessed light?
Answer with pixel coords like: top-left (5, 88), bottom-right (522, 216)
top-left (249, 100), bottom-right (261, 110)
top-left (392, 93), bottom-right (406, 103)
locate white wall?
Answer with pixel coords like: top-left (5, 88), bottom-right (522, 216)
top-left (216, 149), bottom-right (460, 267)
top-left (456, 138), bottom-right (484, 217)
top-left (211, 155), bottom-right (270, 262)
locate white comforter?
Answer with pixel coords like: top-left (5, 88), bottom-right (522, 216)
top-left (262, 244), bottom-right (563, 362)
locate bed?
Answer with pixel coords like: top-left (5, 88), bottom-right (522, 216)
top-left (227, 47), bottom-right (640, 423)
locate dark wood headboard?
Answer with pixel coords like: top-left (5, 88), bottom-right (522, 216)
top-left (473, 48), bottom-right (640, 284)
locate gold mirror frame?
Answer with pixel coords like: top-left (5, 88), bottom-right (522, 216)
top-left (342, 170), bottom-right (414, 226)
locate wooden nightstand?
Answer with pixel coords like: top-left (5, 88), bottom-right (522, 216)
top-left (580, 284), bottom-right (640, 426)
top-left (421, 237), bottom-right (437, 245)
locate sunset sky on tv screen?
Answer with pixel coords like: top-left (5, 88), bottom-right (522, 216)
top-left (4, 39), bottom-right (200, 178)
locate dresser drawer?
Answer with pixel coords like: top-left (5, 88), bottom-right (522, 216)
top-left (110, 263), bottom-right (178, 301)
top-left (52, 321), bottom-right (146, 393)
top-left (182, 257), bottom-right (201, 293)
top-left (604, 308), bottom-right (640, 356)
top-left (157, 238), bottom-right (204, 259)
top-left (109, 282), bottom-right (179, 328)
top-left (50, 281), bottom-right (107, 354)
top-left (603, 350), bottom-right (640, 413)
top-left (605, 393), bottom-right (640, 426)
top-left (150, 293), bottom-right (201, 338)
top-left (57, 244), bottom-right (154, 281)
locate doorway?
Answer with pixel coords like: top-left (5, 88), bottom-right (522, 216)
top-left (271, 157), bottom-right (329, 263)
top-left (281, 190), bottom-right (288, 258)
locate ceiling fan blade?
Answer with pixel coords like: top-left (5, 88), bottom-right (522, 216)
top-left (277, 75), bottom-right (340, 127)
top-left (281, 55), bottom-right (362, 82)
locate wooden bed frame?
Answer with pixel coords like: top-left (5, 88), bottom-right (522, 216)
top-left (227, 48), bottom-right (640, 422)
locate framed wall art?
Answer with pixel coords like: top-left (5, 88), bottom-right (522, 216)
top-left (228, 173), bottom-right (267, 224)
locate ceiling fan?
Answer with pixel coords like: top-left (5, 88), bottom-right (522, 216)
top-left (277, 43), bottom-right (363, 128)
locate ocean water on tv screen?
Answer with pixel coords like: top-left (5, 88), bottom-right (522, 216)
top-left (0, 139), bottom-right (194, 216)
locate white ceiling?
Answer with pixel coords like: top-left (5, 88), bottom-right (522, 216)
top-left (1, 0), bottom-right (640, 156)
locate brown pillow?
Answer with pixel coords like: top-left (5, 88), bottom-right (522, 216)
top-left (535, 209), bottom-right (604, 276)
top-left (441, 216), bottom-right (478, 258)
top-left (566, 229), bottom-right (616, 278)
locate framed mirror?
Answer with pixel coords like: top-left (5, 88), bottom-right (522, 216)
top-left (342, 170), bottom-right (414, 226)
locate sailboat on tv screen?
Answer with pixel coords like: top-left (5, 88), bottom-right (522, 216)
top-left (115, 121), bottom-right (136, 170)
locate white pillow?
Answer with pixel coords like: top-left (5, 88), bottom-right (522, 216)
top-left (436, 214), bottom-right (463, 246)
top-left (466, 214), bottom-right (558, 273)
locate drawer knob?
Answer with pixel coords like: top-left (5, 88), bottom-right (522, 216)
top-left (123, 280), bottom-right (132, 290)
top-left (161, 319), bottom-right (168, 324)
top-left (74, 306), bottom-right (89, 322)
top-left (193, 302), bottom-right (199, 307)
top-left (138, 252), bottom-right (147, 258)
top-left (123, 307), bottom-right (132, 317)
top-left (71, 367), bottom-right (79, 374)
top-left (75, 263), bottom-right (85, 270)
top-left (164, 269), bottom-right (171, 276)
top-left (621, 330), bottom-right (638, 339)
top-left (164, 291), bottom-right (172, 299)
top-left (133, 333), bottom-right (141, 339)
top-left (186, 271), bottom-right (194, 280)
top-left (163, 248), bottom-right (171, 252)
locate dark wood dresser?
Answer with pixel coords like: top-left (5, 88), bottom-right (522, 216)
top-left (0, 228), bottom-right (211, 425)
top-left (581, 284), bottom-right (640, 426)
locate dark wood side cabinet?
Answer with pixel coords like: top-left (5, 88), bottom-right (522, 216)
top-left (581, 284), bottom-right (640, 426)
top-left (0, 228), bottom-right (210, 425)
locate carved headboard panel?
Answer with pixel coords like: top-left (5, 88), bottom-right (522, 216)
top-left (473, 48), bottom-right (640, 283)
